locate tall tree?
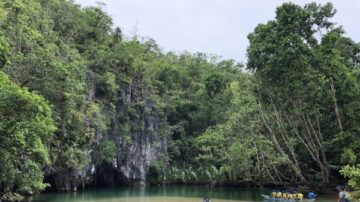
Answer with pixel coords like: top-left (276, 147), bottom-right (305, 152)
top-left (247, 2), bottom-right (360, 185)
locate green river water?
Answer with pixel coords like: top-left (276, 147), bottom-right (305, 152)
top-left (30, 186), bottom-right (338, 202)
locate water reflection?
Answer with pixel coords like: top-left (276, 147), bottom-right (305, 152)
top-left (30, 186), bottom-right (337, 202)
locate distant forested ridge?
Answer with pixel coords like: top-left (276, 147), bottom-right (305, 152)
top-left (0, 0), bottom-right (360, 198)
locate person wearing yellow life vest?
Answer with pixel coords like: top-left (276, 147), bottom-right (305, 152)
top-left (298, 192), bottom-right (304, 200)
top-left (289, 193), bottom-right (294, 200)
top-left (295, 192), bottom-right (303, 200)
top-left (271, 190), bottom-right (277, 198)
top-left (276, 191), bottom-right (282, 199)
top-left (283, 192), bottom-right (288, 200)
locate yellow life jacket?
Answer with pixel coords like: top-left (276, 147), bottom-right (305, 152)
top-left (283, 193), bottom-right (288, 199)
top-left (272, 192), bottom-right (277, 198)
top-left (298, 193), bottom-right (304, 200)
top-left (289, 194), bottom-right (294, 199)
top-left (277, 192), bottom-right (282, 198)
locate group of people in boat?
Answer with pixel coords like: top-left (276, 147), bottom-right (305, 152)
top-left (270, 190), bottom-right (313, 200)
top-left (270, 186), bottom-right (352, 202)
top-left (203, 185), bottom-right (351, 202)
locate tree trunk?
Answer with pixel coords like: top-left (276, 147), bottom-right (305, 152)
top-left (259, 106), bottom-right (308, 183)
top-left (330, 82), bottom-right (343, 131)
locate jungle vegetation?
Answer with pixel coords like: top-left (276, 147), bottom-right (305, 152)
top-left (0, 0), bottom-right (359, 198)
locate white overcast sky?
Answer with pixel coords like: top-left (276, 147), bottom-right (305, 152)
top-left (73, 0), bottom-right (360, 63)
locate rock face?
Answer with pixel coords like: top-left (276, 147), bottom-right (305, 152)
top-left (51, 166), bottom-right (92, 192)
top-left (49, 75), bottom-right (166, 190)
top-left (114, 112), bottom-right (164, 185)
top-left (112, 76), bottom-right (166, 185)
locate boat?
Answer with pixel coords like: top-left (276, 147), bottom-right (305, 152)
top-left (261, 194), bottom-right (315, 202)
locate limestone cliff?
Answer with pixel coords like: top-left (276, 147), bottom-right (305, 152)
top-left (50, 74), bottom-right (166, 191)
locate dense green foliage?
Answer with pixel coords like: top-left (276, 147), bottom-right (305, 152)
top-left (0, 0), bottom-right (359, 195)
top-left (0, 71), bottom-right (56, 193)
top-left (245, 2), bottom-right (360, 185)
top-left (341, 165), bottom-right (360, 200)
